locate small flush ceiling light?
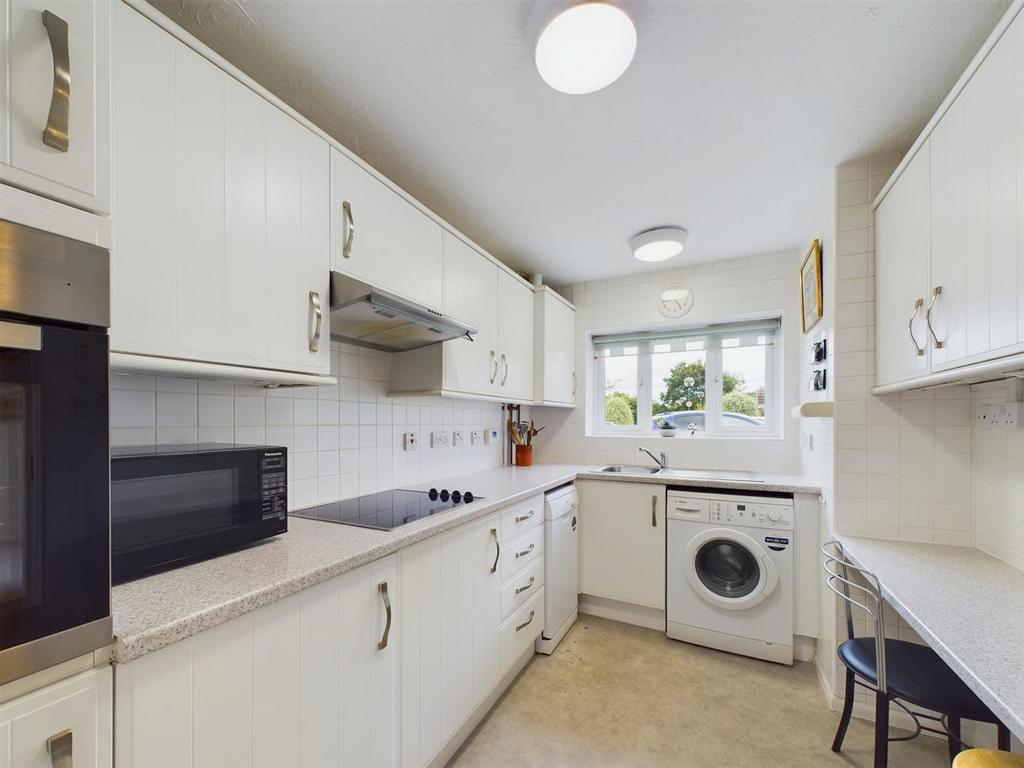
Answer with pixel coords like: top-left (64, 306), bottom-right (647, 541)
top-left (533, 1), bottom-right (637, 95)
top-left (630, 227), bottom-right (689, 262)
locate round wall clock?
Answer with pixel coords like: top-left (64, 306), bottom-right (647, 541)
top-left (658, 284), bottom-right (694, 318)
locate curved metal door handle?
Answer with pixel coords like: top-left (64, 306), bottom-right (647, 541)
top-left (342, 201), bottom-right (355, 259)
top-left (908, 298), bottom-right (925, 356)
top-left (514, 510), bottom-right (534, 523)
top-left (47, 729), bottom-right (73, 768)
top-left (514, 576), bottom-right (535, 595)
top-left (515, 610), bottom-right (535, 632)
top-left (309, 291), bottom-right (322, 352)
top-left (500, 353), bottom-right (509, 385)
top-left (515, 543), bottom-right (535, 559)
top-left (571, 371), bottom-right (577, 396)
top-left (490, 528), bottom-right (500, 573)
top-left (652, 495), bottom-right (658, 527)
top-left (489, 350), bottom-right (498, 384)
top-left (42, 10), bottom-right (70, 152)
top-left (377, 581), bottom-right (392, 650)
top-left (925, 286), bottom-right (944, 349)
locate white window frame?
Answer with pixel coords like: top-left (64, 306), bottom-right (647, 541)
top-left (589, 316), bottom-right (782, 439)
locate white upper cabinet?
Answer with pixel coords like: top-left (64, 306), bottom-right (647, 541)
top-left (111, 2), bottom-right (329, 377)
top-left (533, 287), bottom-right (576, 406)
top-left (330, 148), bottom-right (443, 311)
top-left (875, 143), bottom-right (931, 388)
top-left (441, 230), bottom-right (500, 396)
top-left (1, 0), bottom-right (111, 213)
top-left (874, 8), bottom-right (1024, 391)
top-left (497, 269), bottom-right (534, 402)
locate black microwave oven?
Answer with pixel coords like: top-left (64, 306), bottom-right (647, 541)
top-left (111, 444), bottom-right (287, 583)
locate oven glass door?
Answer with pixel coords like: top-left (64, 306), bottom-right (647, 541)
top-left (0, 321), bottom-right (110, 653)
top-left (111, 451), bottom-right (262, 581)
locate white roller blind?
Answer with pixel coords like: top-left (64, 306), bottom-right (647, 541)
top-left (593, 318), bottom-right (780, 358)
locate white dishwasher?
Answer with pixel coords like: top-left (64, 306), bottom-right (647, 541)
top-left (536, 483), bottom-right (579, 655)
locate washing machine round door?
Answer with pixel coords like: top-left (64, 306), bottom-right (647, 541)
top-left (683, 528), bottom-right (778, 610)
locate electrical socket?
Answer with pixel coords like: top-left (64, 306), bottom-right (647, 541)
top-left (470, 430), bottom-right (482, 446)
top-left (484, 428), bottom-right (499, 445)
top-left (431, 432), bottom-right (450, 449)
top-left (452, 430), bottom-right (464, 447)
top-left (403, 432), bottom-right (418, 451)
top-left (976, 403), bottom-right (1024, 429)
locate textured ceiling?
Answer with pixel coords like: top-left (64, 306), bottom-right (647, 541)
top-left (145, 0), bottom-right (1009, 283)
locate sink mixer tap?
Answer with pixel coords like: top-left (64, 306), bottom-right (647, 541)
top-left (639, 447), bottom-right (667, 470)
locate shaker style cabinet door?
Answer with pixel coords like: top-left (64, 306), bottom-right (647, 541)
top-left (1, 0), bottom-right (111, 213)
top-left (441, 231), bottom-right (500, 397)
top-left (330, 147), bottom-right (444, 312)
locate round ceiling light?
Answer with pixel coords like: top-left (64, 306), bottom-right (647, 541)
top-left (534, 2), bottom-right (637, 95)
top-left (630, 227), bottom-right (689, 262)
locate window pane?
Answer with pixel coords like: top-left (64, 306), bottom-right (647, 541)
top-left (720, 342), bottom-right (768, 429)
top-left (651, 349), bottom-right (707, 433)
top-left (602, 356), bottom-right (638, 427)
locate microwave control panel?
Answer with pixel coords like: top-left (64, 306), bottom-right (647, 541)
top-left (260, 450), bottom-right (288, 521)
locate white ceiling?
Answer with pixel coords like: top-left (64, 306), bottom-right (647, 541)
top-left (146, 0), bottom-right (1009, 284)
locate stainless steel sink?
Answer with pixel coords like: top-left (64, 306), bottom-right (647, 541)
top-left (598, 465), bottom-right (662, 475)
top-left (595, 466), bottom-right (766, 482)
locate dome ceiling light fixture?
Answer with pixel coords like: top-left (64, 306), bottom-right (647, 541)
top-left (630, 226), bottom-right (689, 262)
top-left (531, 1), bottom-right (637, 95)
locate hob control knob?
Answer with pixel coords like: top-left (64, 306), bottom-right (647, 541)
top-left (451, 490), bottom-right (462, 503)
top-left (440, 489), bottom-right (450, 502)
top-left (464, 491), bottom-right (474, 503)
top-left (428, 488), bottom-right (439, 501)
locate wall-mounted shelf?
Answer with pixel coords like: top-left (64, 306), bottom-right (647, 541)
top-left (790, 401), bottom-right (834, 419)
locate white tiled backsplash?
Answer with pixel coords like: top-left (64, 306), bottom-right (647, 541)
top-left (533, 250), bottom-right (803, 474)
top-left (111, 342), bottom-right (510, 510)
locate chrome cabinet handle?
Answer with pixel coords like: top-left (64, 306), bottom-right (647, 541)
top-left (677, 507), bottom-right (702, 514)
top-left (515, 543), bottom-right (535, 559)
top-left (515, 610), bottom-right (535, 632)
top-left (309, 291), bottom-right (322, 352)
top-left (42, 11), bottom-right (70, 152)
top-left (515, 576), bottom-right (535, 595)
top-left (489, 350), bottom-right (498, 384)
top-left (47, 729), bottom-right (72, 768)
top-left (908, 298), bottom-right (925, 356)
top-left (500, 353), bottom-right (509, 385)
top-left (377, 581), bottom-right (392, 650)
top-left (342, 201), bottom-right (355, 259)
top-left (490, 528), bottom-right (500, 573)
top-left (651, 495), bottom-right (657, 527)
top-left (0, 321), bottom-right (42, 351)
top-left (571, 371), bottom-right (577, 396)
top-left (514, 510), bottom-right (535, 523)
top-left (925, 286), bottom-right (944, 349)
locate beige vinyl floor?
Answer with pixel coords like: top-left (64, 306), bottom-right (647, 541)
top-left (449, 616), bottom-right (950, 768)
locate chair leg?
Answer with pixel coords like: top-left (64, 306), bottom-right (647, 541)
top-left (874, 691), bottom-right (890, 768)
top-left (947, 715), bottom-right (961, 762)
top-left (998, 722), bottom-right (1011, 751)
top-left (832, 668), bottom-right (855, 753)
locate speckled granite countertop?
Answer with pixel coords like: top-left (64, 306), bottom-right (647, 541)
top-left (112, 464), bottom-right (820, 663)
top-left (838, 536), bottom-right (1024, 740)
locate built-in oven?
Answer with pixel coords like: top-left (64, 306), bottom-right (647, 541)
top-left (0, 218), bottom-right (111, 686)
top-left (110, 444), bottom-right (288, 583)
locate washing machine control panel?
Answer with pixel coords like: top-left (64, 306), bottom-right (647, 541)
top-left (709, 500), bottom-right (792, 529)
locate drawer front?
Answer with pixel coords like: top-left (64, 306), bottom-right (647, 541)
top-left (501, 587), bottom-right (545, 670)
top-left (499, 495), bottom-right (544, 541)
top-left (499, 556), bottom-right (545, 621)
top-left (666, 494), bottom-right (709, 522)
top-left (499, 525), bottom-right (544, 581)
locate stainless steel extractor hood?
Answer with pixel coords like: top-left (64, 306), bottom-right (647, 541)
top-left (329, 272), bottom-right (477, 352)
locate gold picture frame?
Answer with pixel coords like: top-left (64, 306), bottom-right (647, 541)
top-left (800, 239), bottom-right (823, 334)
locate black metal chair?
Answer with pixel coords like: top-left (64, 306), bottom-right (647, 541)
top-left (822, 541), bottom-right (1011, 768)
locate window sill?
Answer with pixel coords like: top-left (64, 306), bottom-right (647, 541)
top-left (588, 432), bottom-right (783, 441)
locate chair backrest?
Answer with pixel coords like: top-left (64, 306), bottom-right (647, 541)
top-left (821, 540), bottom-right (889, 692)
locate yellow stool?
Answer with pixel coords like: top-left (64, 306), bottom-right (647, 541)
top-left (953, 750), bottom-right (1024, 768)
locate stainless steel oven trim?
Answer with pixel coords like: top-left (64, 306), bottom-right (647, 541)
top-left (0, 616), bottom-right (112, 686)
top-left (0, 219), bottom-right (110, 327)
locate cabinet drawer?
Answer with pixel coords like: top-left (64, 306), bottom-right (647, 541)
top-left (499, 525), bottom-right (544, 581)
top-left (499, 556), bottom-right (545, 621)
top-left (499, 495), bottom-right (543, 541)
top-left (500, 587), bottom-right (545, 670)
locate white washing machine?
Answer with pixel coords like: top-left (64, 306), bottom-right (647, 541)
top-left (666, 488), bottom-right (794, 665)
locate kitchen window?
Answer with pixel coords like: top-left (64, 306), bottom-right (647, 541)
top-left (591, 318), bottom-right (781, 437)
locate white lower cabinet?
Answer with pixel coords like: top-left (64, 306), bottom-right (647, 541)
top-left (0, 667), bottom-right (112, 768)
top-left (579, 481), bottom-right (666, 610)
top-left (114, 556), bottom-right (399, 768)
